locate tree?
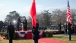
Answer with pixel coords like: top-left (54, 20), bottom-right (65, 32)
top-left (71, 9), bottom-right (76, 22)
top-left (43, 10), bottom-right (51, 27)
top-left (37, 10), bottom-right (51, 27)
top-left (5, 11), bottom-right (20, 22)
top-left (51, 9), bottom-right (66, 25)
top-left (37, 13), bottom-right (43, 26)
top-left (27, 17), bottom-right (32, 26)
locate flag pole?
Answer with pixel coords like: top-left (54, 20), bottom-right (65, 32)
top-left (66, 0), bottom-right (72, 41)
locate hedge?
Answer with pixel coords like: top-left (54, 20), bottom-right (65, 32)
top-left (0, 31), bottom-right (53, 39)
top-left (44, 30), bottom-right (64, 34)
top-left (43, 30), bottom-right (64, 37)
top-left (0, 32), bottom-right (17, 39)
top-left (0, 30), bottom-right (65, 39)
top-left (43, 31), bottom-right (53, 37)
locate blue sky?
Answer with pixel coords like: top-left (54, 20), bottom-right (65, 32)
top-left (0, 0), bottom-right (76, 21)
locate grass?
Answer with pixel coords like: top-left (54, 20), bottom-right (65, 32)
top-left (0, 39), bottom-right (42, 43)
top-left (0, 30), bottom-right (76, 43)
top-left (44, 30), bottom-right (76, 43)
top-left (1, 35), bottom-right (76, 43)
top-left (50, 35), bottom-right (76, 43)
top-left (0, 39), bottom-right (34, 43)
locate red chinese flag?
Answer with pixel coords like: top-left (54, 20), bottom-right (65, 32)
top-left (66, 0), bottom-right (72, 24)
top-left (30, 0), bottom-right (36, 28)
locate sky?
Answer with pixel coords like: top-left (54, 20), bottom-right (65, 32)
top-left (0, 0), bottom-right (76, 21)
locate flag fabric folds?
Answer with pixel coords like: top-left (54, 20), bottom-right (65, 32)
top-left (66, 0), bottom-right (72, 24)
top-left (30, 0), bottom-right (36, 28)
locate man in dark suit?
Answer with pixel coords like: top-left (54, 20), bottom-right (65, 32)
top-left (58, 22), bottom-right (61, 33)
top-left (17, 16), bottom-right (21, 31)
top-left (7, 22), bottom-right (15, 43)
top-left (68, 22), bottom-right (72, 41)
top-left (32, 20), bottom-right (39, 43)
top-left (23, 17), bottom-right (27, 31)
top-left (64, 23), bottom-right (67, 34)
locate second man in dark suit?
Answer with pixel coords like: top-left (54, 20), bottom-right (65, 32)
top-left (17, 16), bottom-right (21, 31)
top-left (23, 17), bottom-right (27, 31)
top-left (32, 20), bottom-right (39, 43)
top-left (7, 22), bottom-right (15, 43)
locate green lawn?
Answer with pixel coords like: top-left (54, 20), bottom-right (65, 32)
top-left (0, 39), bottom-right (34, 43)
top-left (0, 35), bottom-right (76, 43)
top-left (0, 39), bottom-right (42, 43)
top-left (50, 35), bottom-right (76, 43)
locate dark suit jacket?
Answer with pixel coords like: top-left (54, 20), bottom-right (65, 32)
top-left (33, 23), bottom-right (39, 29)
top-left (23, 20), bottom-right (27, 29)
top-left (17, 18), bottom-right (21, 23)
top-left (32, 23), bottom-right (39, 40)
top-left (58, 23), bottom-right (61, 30)
top-left (7, 24), bottom-right (15, 39)
top-left (16, 18), bottom-right (21, 28)
top-left (68, 23), bottom-right (72, 34)
top-left (32, 29), bottom-right (39, 40)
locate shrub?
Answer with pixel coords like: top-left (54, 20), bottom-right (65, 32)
top-left (43, 30), bottom-right (64, 37)
top-left (0, 32), bottom-right (17, 39)
top-left (43, 31), bottom-right (53, 37)
top-left (0, 32), bottom-right (8, 39)
top-left (0, 30), bottom-right (64, 39)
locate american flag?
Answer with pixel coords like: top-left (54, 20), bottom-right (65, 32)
top-left (66, 0), bottom-right (72, 24)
